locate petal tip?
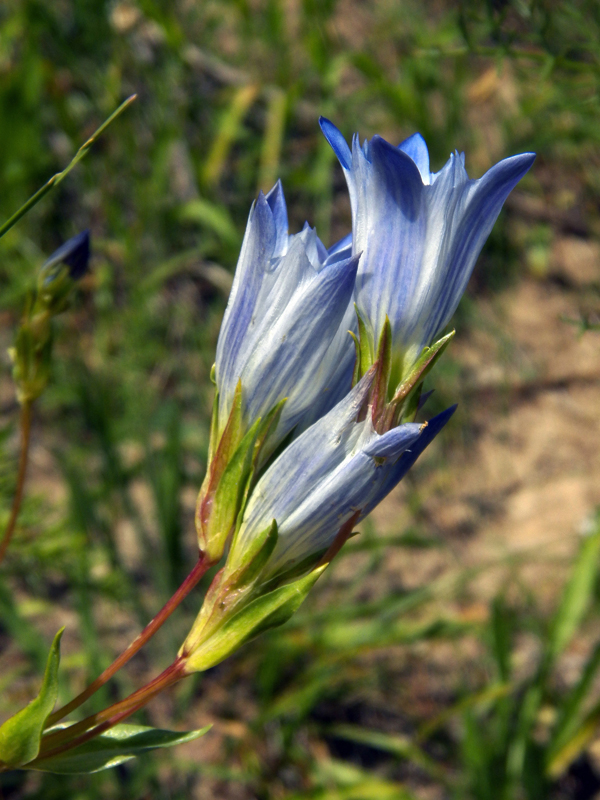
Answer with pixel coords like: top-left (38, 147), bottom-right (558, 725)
top-left (320, 117), bottom-right (352, 170)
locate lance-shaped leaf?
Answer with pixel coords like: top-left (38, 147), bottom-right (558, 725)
top-left (0, 628), bottom-right (64, 768)
top-left (30, 723), bottom-right (211, 774)
top-left (183, 566), bottom-right (326, 672)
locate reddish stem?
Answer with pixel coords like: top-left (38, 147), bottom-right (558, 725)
top-left (0, 400), bottom-right (33, 566)
top-left (37, 659), bottom-right (186, 762)
top-left (46, 554), bottom-right (213, 727)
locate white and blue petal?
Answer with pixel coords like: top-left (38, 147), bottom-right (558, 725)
top-left (320, 118), bottom-right (535, 373)
top-left (215, 181), bottom-right (359, 447)
top-left (233, 372), bottom-right (453, 576)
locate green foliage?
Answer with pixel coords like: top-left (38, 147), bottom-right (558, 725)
top-left (184, 565), bottom-right (326, 672)
top-left (31, 723), bottom-right (211, 774)
top-left (0, 628), bottom-right (63, 767)
top-left (0, 0), bottom-right (599, 795)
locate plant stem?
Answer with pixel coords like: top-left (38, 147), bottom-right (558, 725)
top-left (46, 553), bottom-right (213, 727)
top-left (0, 400), bottom-right (33, 566)
top-left (37, 659), bottom-right (187, 762)
top-left (0, 95), bottom-right (137, 241)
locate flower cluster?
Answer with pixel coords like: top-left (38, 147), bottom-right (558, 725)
top-left (182, 122), bottom-right (535, 670)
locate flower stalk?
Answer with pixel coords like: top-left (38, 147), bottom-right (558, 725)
top-left (46, 553), bottom-right (214, 727)
top-left (0, 400), bottom-right (32, 566)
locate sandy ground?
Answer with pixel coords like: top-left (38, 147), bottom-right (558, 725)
top-left (371, 236), bottom-right (600, 606)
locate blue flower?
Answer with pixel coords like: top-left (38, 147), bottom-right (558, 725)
top-left (230, 371), bottom-right (456, 577)
top-left (41, 230), bottom-right (91, 281)
top-left (320, 119), bottom-right (535, 373)
top-left (215, 181), bottom-right (359, 446)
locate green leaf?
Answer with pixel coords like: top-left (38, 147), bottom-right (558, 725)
top-left (0, 628), bottom-right (64, 767)
top-left (545, 525), bottom-right (600, 668)
top-left (202, 83), bottom-right (260, 187)
top-left (546, 699), bottom-right (600, 779)
top-left (31, 723), bottom-right (211, 774)
top-left (179, 198), bottom-right (240, 247)
top-left (547, 641), bottom-right (600, 767)
top-left (184, 566), bottom-right (326, 672)
top-left (327, 724), bottom-right (449, 785)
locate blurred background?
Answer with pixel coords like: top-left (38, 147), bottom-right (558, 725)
top-left (0, 1), bottom-right (599, 797)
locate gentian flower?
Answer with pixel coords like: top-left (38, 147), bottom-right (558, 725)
top-left (185, 120), bottom-right (536, 669)
top-left (230, 372), bottom-right (456, 579)
top-left (319, 119), bottom-right (535, 375)
top-left (182, 373), bottom-right (455, 670)
top-left (197, 182), bottom-right (359, 560)
top-left (215, 180), bottom-right (359, 447)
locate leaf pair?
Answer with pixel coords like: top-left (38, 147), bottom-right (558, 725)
top-left (0, 629), bottom-right (209, 774)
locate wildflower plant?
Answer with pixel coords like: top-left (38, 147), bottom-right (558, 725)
top-left (0, 113), bottom-right (534, 774)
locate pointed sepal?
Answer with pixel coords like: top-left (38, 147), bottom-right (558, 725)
top-left (371, 316), bottom-right (392, 430)
top-left (354, 305), bottom-right (374, 381)
top-left (182, 566), bottom-right (327, 673)
top-left (391, 330), bottom-right (455, 422)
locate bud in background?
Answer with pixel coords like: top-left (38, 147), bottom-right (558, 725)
top-left (196, 182), bottom-right (360, 562)
top-left (10, 231), bottom-right (91, 404)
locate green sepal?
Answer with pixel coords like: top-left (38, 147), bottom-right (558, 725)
top-left (31, 723), bottom-right (211, 774)
top-left (0, 628), bottom-right (64, 768)
top-left (393, 331), bottom-right (454, 405)
top-left (349, 331), bottom-right (361, 387)
top-left (206, 389), bottom-right (220, 466)
top-left (234, 398), bottom-right (286, 523)
top-left (202, 416), bottom-right (262, 560)
top-left (181, 519), bottom-right (280, 657)
top-left (209, 362), bottom-right (216, 385)
top-left (36, 264), bottom-right (76, 316)
top-left (196, 380), bottom-right (245, 554)
top-left (401, 382), bottom-right (423, 423)
top-left (250, 397), bottom-right (286, 474)
top-left (371, 316), bottom-right (392, 427)
top-left (228, 520), bottom-right (279, 586)
top-left (9, 306), bottom-right (53, 404)
top-left (391, 331), bottom-right (454, 424)
top-left (184, 566), bottom-right (327, 672)
top-left (355, 305), bottom-right (374, 380)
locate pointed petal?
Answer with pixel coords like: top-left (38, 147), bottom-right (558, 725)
top-left (353, 135), bottom-right (426, 347)
top-left (267, 419), bottom-right (422, 571)
top-left (398, 132), bottom-right (430, 184)
top-left (364, 422), bottom-right (422, 458)
top-left (42, 230), bottom-right (91, 280)
top-left (319, 117), bottom-right (352, 170)
top-left (240, 374), bottom-right (375, 546)
top-left (243, 252), bottom-right (360, 434)
top-left (215, 193), bottom-right (277, 404)
top-left (363, 405), bottom-right (457, 516)
top-left (421, 152), bottom-right (535, 343)
top-left (265, 180), bottom-right (289, 256)
top-left (327, 232), bottom-right (352, 258)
